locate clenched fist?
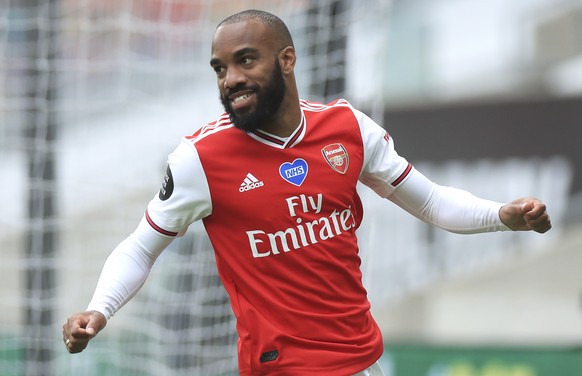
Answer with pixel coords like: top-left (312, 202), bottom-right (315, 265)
top-left (62, 311), bottom-right (107, 353)
top-left (500, 197), bottom-right (551, 233)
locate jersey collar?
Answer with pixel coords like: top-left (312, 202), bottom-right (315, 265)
top-left (248, 110), bottom-right (306, 149)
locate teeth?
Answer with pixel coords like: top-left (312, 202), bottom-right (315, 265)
top-left (233, 94), bottom-right (249, 104)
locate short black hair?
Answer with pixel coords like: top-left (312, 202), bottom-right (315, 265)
top-left (217, 9), bottom-right (294, 48)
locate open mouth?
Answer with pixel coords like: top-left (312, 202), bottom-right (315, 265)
top-left (229, 90), bottom-right (255, 111)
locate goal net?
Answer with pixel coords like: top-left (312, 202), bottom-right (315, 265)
top-left (0, 1), bottom-right (569, 375)
top-left (0, 1), bottom-right (368, 375)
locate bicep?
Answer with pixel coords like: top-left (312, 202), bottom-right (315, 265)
top-left (386, 168), bottom-right (434, 220)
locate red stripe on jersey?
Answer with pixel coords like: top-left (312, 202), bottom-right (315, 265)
top-left (285, 121), bottom-right (303, 148)
top-left (251, 115), bottom-right (305, 148)
top-left (251, 131), bottom-right (285, 146)
top-left (391, 162), bottom-right (412, 187)
top-left (145, 210), bottom-right (178, 237)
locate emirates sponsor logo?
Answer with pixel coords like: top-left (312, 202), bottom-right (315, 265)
top-left (321, 143), bottom-right (349, 174)
top-left (246, 193), bottom-right (357, 258)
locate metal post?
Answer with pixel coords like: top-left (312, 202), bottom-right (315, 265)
top-left (22, 1), bottom-right (59, 375)
top-left (307, 0), bottom-right (347, 102)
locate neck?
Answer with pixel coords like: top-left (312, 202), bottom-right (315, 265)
top-left (259, 91), bottom-right (301, 137)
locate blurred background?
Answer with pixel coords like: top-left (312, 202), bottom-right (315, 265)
top-left (1, 0), bottom-right (581, 375)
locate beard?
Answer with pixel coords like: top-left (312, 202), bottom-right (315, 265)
top-left (220, 59), bottom-right (286, 132)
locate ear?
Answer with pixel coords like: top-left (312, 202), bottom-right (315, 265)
top-left (278, 46), bottom-right (296, 74)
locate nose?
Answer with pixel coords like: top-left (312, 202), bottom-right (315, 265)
top-left (223, 66), bottom-right (247, 90)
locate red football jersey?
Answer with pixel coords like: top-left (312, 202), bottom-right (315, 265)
top-left (146, 99), bottom-right (412, 375)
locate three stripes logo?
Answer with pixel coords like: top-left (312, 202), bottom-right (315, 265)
top-left (239, 173), bottom-right (264, 192)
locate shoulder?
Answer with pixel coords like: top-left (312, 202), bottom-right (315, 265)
top-left (184, 113), bottom-right (236, 146)
top-left (300, 99), bottom-right (361, 129)
top-left (301, 98), bottom-right (373, 134)
top-left (299, 98), bottom-right (354, 113)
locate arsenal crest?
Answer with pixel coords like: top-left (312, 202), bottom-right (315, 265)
top-left (321, 143), bottom-right (349, 174)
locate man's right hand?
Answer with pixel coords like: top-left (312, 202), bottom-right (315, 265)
top-left (62, 310), bottom-right (107, 353)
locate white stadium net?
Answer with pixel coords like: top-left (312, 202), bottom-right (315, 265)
top-left (1, 1), bottom-right (360, 375)
top-left (0, 1), bottom-right (570, 375)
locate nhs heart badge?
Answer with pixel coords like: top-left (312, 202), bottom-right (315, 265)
top-left (279, 158), bottom-right (308, 186)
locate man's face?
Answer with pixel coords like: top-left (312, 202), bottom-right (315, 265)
top-left (219, 59), bottom-right (286, 132)
top-left (211, 20), bottom-right (287, 132)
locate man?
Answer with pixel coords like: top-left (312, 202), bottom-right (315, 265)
top-left (63, 9), bottom-right (551, 376)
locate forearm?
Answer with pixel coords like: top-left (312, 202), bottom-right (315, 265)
top-left (86, 217), bottom-right (174, 319)
top-left (389, 168), bottom-right (510, 234)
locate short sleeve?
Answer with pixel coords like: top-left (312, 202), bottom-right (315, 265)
top-left (146, 140), bottom-right (212, 236)
top-left (353, 108), bottom-right (412, 198)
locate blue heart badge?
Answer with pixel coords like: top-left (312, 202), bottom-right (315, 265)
top-left (279, 158), bottom-right (308, 186)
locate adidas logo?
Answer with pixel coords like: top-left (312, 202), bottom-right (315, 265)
top-left (239, 173), bottom-right (264, 192)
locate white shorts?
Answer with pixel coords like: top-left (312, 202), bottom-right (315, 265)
top-left (353, 361), bottom-right (384, 376)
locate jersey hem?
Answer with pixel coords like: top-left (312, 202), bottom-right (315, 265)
top-left (238, 354), bottom-right (383, 376)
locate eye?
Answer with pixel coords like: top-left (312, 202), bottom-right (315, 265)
top-left (240, 57), bottom-right (255, 66)
top-left (212, 65), bottom-right (225, 75)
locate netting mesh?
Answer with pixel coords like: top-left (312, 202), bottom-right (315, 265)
top-left (1, 1), bottom-right (358, 375)
top-left (0, 1), bottom-right (571, 375)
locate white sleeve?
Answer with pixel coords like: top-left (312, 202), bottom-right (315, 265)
top-left (86, 139), bottom-right (212, 319)
top-left (146, 140), bottom-right (212, 235)
top-left (349, 105), bottom-right (509, 233)
top-left (388, 168), bottom-right (510, 234)
top-left (86, 217), bottom-right (174, 319)
top-left (353, 107), bottom-right (412, 197)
